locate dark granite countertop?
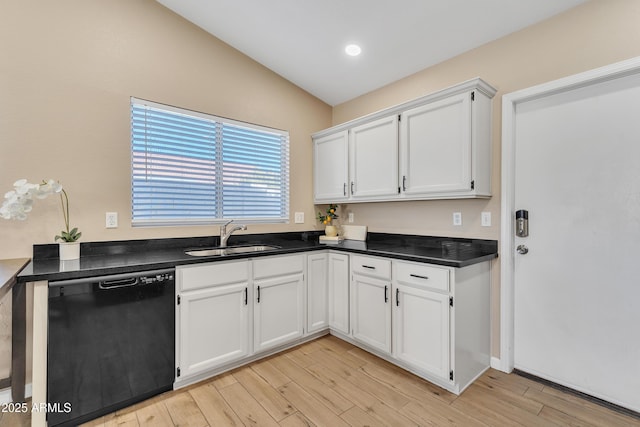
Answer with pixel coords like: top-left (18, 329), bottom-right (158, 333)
top-left (17, 232), bottom-right (498, 283)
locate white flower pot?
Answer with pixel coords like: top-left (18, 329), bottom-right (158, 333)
top-left (325, 225), bottom-right (338, 237)
top-left (59, 242), bottom-right (80, 261)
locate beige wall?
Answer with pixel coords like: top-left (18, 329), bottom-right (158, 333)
top-left (0, 0), bottom-right (332, 260)
top-left (332, 0), bottom-right (640, 357)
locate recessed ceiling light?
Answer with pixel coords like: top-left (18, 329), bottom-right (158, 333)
top-left (345, 44), bottom-right (362, 56)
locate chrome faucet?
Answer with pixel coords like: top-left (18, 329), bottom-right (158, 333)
top-left (219, 220), bottom-right (247, 247)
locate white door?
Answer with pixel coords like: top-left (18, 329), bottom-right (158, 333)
top-left (307, 253), bottom-right (328, 333)
top-left (328, 252), bottom-right (350, 334)
top-left (399, 92), bottom-right (471, 195)
top-left (508, 64), bottom-right (640, 412)
top-left (393, 284), bottom-right (450, 381)
top-left (178, 283), bottom-right (250, 378)
top-left (313, 131), bottom-right (349, 202)
top-left (351, 274), bottom-right (391, 353)
top-left (349, 115), bottom-right (399, 200)
top-left (254, 273), bottom-right (304, 352)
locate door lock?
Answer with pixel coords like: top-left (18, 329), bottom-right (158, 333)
top-left (517, 244), bottom-right (529, 255)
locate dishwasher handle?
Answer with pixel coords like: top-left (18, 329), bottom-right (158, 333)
top-left (99, 277), bottom-right (139, 290)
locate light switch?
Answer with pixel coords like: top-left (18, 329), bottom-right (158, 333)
top-left (294, 212), bottom-right (304, 224)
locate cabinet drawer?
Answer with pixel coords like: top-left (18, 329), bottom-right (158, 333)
top-left (178, 260), bottom-right (249, 292)
top-left (253, 254), bottom-right (304, 280)
top-left (351, 255), bottom-right (391, 280)
top-left (394, 261), bottom-right (449, 292)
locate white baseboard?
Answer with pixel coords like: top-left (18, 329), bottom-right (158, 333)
top-left (0, 383), bottom-right (32, 404)
top-left (491, 356), bottom-right (504, 371)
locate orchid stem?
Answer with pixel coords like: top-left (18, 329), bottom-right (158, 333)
top-left (60, 189), bottom-right (70, 234)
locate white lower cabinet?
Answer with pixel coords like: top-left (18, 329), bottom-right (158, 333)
top-left (392, 260), bottom-right (491, 393)
top-left (175, 249), bottom-right (490, 395)
top-left (253, 254), bottom-right (304, 353)
top-left (176, 260), bottom-right (250, 379)
top-left (350, 255), bottom-right (392, 354)
top-left (176, 254), bottom-right (305, 384)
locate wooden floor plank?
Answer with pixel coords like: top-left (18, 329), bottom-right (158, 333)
top-left (233, 366), bottom-right (297, 421)
top-left (524, 387), bottom-right (640, 427)
top-left (279, 412), bottom-right (316, 427)
top-left (340, 406), bottom-right (388, 427)
top-left (104, 411), bottom-right (140, 427)
top-left (277, 381), bottom-right (350, 427)
top-left (465, 382), bottom-right (544, 415)
top-left (538, 405), bottom-right (600, 427)
top-left (135, 401), bottom-right (175, 427)
top-left (454, 384), bottom-right (546, 426)
top-left (270, 354), bottom-right (354, 415)
top-left (188, 382), bottom-right (244, 427)
top-left (305, 362), bottom-right (380, 410)
top-left (250, 358), bottom-right (292, 389)
top-left (359, 356), bottom-right (457, 405)
top-left (163, 391), bottom-right (209, 427)
top-left (218, 381), bottom-right (280, 427)
top-left (210, 371), bottom-right (238, 390)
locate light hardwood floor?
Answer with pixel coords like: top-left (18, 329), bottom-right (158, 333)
top-left (3, 335), bottom-right (639, 426)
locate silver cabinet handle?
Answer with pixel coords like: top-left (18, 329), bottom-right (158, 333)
top-left (409, 273), bottom-right (429, 280)
top-left (351, 181), bottom-right (355, 195)
top-left (362, 265), bottom-right (376, 270)
top-left (343, 183), bottom-right (347, 196)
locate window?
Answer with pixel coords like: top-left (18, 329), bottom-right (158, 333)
top-left (131, 98), bottom-right (289, 226)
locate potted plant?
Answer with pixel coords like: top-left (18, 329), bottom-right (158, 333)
top-left (1, 179), bottom-right (82, 260)
top-left (317, 204), bottom-right (339, 237)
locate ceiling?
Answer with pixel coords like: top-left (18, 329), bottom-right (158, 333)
top-left (156, 0), bottom-right (587, 106)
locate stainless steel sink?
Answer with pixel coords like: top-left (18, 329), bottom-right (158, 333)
top-left (184, 244), bottom-right (281, 257)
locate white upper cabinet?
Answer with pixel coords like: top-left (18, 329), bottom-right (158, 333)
top-left (349, 115), bottom-right (399, 200)
top-left (400, 89), bottom-right (492, 198)
top-left (313, 131), bottom-right (349, 202)
top-left (400, 93), bottom-right (471, 195)
top-left (312, 78), bottom-right (495, 203)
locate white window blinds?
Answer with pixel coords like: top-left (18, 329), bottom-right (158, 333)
top-left (131, 98), bottom-right (289, 226)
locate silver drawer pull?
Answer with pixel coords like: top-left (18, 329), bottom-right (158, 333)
top-left (362, 265), bottom-right (376, 269)
top-left (409, 273), bottom-right (429, 280)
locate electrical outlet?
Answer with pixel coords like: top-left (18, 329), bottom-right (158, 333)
top-left (348, 212), bottom-right (354, 223)
top-left (481, 212), bottom-right (492, 227)
top-left (453, 212), bottom-right (462, 226)
top-left (106, 212), bottom-right (118, 228)
top-left (294, 212), bottom-right (304, 224)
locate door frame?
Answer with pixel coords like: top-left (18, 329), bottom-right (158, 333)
top-left (499, 55), bottom-right (640, 373)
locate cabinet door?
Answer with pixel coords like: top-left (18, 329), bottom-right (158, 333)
top-left (349, 115), bottom-right (399, 200)
top-left (328, 252), bottom-right (349, 334)
top-left (178, 282), bottom-right (250, 378)
top-left (400, 92), bottom-right (472, 195)
top-left (314, 131), bottom-right (349, 202)
top-left (307, 253), bottom-right (328, 333)
top-left (393, 284), bottom-right (450, 381)
top-left (351, 274), bottom-right (391, 353)
top-left (254, 273), bottom-right (304, 352)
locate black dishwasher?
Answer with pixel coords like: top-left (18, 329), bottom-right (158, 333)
top-left (47, 268), bottom-right (175, 427)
